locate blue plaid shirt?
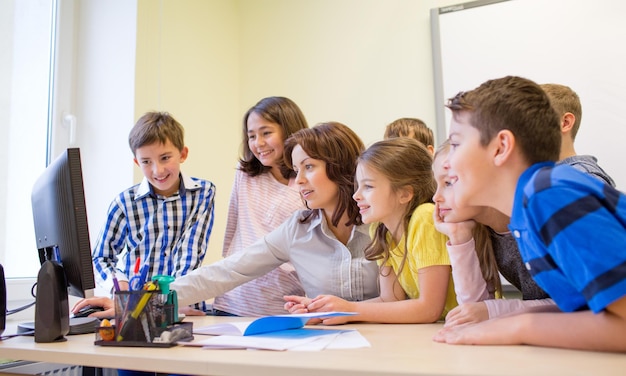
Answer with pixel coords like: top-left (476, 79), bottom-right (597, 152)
top-left (93, 173), bottom-right (215, 296)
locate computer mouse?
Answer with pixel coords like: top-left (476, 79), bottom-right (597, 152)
top-left (73, 305), bottom-right (105, 318)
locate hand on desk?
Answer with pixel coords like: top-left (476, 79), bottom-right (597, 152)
top-left (435, 304), bottom-right (563, 346)
top-left (72, 297), bottom-right (115, 319)
top-left (179, 305), bottom-right (205, 316)
top-left (284, 295), bottom-right (322, 325)
top-left (284, 295), bottom-right (310, 313)
top-left (433, 314), bottom-right (523, 346)
top-left (433, 319), bottom-right (504, 345)
top-left (444, 302), bottom-right (489, 328)
top-left (284, 295), bottom-right (356, 325)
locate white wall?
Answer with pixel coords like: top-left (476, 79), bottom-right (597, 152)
top-left (50, 0), bottom-right (138, 296)
top-left (66, 0), bottom-right (138, 249)
top-left (432, 0), bottom-right (626, 189)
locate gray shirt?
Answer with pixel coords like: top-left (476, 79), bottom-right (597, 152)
top-left (172, 209), bottom-right (380, 307)
top-left (490, 229), bottom-right (550, 300)
top-left (558, 155), bottom-right (615, 187)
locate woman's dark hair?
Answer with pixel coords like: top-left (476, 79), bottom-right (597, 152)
top-left (284, 122), bottom-right (364, 227)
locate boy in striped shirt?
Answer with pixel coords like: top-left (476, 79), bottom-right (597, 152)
top-left (92, 111), bottom-right (215, 307)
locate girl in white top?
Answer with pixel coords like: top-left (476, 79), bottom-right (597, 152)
top-left (212, 96), bottom-right (308, 316)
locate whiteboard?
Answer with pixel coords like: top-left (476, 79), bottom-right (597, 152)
top-left (431, 0), bottom-right (626, 189)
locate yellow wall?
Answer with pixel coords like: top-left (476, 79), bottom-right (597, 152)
top-left (135, 0), bottom-right (241, 264)
top-left (239, 0), bottom-right (445, 146)
top-left (135, 0), bottom-right (459, 264)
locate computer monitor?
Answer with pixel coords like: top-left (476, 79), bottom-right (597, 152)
top-left (17, 148), bottom-right (98, 342)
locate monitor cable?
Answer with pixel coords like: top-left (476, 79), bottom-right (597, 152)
top-left (1, 282), bottom-right (36, 340)
top-left (6, 282), bottom-right (37, 315)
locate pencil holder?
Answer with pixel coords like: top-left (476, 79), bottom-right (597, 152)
top-left (94, 289), bottom-right (191, 347)
top-left (114, 290), bottom-right (163, 342)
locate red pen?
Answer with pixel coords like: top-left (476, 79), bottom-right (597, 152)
top-left (129, 258), bottom-right (149, 290)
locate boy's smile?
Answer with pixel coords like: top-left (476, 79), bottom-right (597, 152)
top-left (447, 112), bottom-right (495, 210)
top-left (134, 139), bottom-right (188, 197)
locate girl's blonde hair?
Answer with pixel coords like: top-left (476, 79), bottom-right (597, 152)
top-left (434, 141), bottom-right (502, 297)
top-left (384, 117), bottom-right (434, 148)
top-left (361, 138), bottom-right (435, 278)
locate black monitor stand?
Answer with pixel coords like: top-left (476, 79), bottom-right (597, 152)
top-left (16, 261), bottom-right (98, 343)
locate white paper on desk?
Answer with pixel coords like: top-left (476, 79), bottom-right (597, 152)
top-left (179, 328), bottom-right (370, 351)
top-left (289, 330), bottom-right (371, 351)
top-left (325, 329), bottom-right (371, 349)
top-left (198, 334), bottom-right (316, 351)
top-left (193, 311), bottom-right (356, 336)
top-left (286, 332), bottom-right (341, 351)
top-left (178, 330), bottom-right (311, 350)
top-left (188, 329), bottom-right (340, 350)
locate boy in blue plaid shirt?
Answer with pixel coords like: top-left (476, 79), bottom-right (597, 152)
top-left (92, 112), bottom-right (215, 303)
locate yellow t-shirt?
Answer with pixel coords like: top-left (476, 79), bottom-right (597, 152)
top-left (377, 203), bottom-right (457, 319)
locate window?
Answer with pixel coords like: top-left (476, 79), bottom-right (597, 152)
top-left (1, 0), bottom-right (137, 311)
top-left (0, 0), bottom-right (56, 280)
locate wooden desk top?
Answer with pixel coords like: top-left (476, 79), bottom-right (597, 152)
top-left (2, 316), bottom-right (625, 376)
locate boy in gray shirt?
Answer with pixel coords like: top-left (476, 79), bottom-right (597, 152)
top-left (541, 83), bottom-right (615, 186)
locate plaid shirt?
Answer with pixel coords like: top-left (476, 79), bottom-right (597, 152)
top-left (92, 173), bottom-right (215, 295)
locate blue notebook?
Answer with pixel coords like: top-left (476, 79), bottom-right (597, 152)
top-left (193, 311), bottom-right (357, 336)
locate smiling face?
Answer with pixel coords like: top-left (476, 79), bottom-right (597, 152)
top-left (446, 111), bottom-right (497, 209)
top-left (134, 139), bottom-right (187, 197)
top-left (352, 163), bottom-right (409, 235)
top-left (432, 150), bottom-right (483, 223)
top-left (291, 144), bottom-right (338, 213)
top-left (247, 111), bottom-right (285, 172)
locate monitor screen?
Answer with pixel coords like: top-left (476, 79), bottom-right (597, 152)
top-left (31, 148), bottom-right (95, 298)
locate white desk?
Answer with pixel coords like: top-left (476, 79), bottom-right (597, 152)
top-left (1, 316), bottom-right (626, 376)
